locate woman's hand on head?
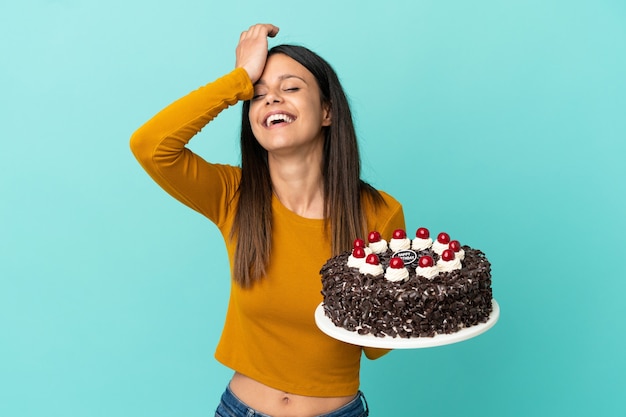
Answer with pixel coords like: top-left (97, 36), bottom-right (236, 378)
top-left (236, 24), bottom-right (280, 84)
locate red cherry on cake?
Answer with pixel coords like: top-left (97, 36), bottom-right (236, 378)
top-left (449, 240), bottom-right (461, 252)
top-left (415, 227), bottom-right (430, 239)
top-left (418, 255), bottom-right (434, 268)
top-left (353, 238), bottom-right (366, 248)
top-left (392, 229), bottom-right (407, 239)
top-left (437, 232), bottom-right (451, 244)
top-left (367, 231), bottom-right (381, 243)
top-left (352, 247), bottom-right (366, 258)
top-left (365, 253), bottom-right (380, 265)
top-left (389, 257), bottom-right (405, 269)
top-left (441, 249), bottom-right (455, 261)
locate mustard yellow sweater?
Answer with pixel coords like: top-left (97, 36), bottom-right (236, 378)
top-left (130, 68), bottom-right (406, 396)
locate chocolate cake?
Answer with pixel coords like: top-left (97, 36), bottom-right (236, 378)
top-left (320, 228), bottom-right (493, 338)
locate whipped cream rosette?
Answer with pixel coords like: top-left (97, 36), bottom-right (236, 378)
top-left (412, 238), bottom-right (433, 251)
top-left (366, 231), bottom-right (388, 254)
top-left (389, 229), bottom-right (411, 252)
top-left (415, 255), bottom-right (439, 279)
top-left (384, 257), bottom-right (409, 282)
top-left (449, 240), bottom-right (465, 260)
top-left (359, 253), bottom-right (384, 276)
top-left (432, 232), bottom-right (452, 255)
top-left (411, 227), bottom-right (433, 251)
top-left (347, 246), bottom-right (367, 268)
top-left (437, 249), bottom-right (462, 272)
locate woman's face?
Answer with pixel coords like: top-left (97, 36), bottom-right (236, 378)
top-left (249, 53), bottom-right (331, 157)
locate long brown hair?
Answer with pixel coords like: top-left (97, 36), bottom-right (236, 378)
top-left (230, 44), bottom-right (384, 287)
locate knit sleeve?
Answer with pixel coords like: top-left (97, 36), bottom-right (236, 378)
top-left (129, 68), bottom-right (253, 225)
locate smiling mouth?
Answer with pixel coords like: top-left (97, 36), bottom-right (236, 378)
top-left (265, 113), bottom-right (296, 127)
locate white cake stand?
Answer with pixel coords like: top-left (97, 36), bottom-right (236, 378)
top-left (314, 299), bottom-right (499, 349)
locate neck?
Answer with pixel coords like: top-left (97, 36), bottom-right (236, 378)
top-left (268, 149), bottom-right (325, 219)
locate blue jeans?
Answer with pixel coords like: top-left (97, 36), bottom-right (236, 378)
top-left (215, 385), bottom-right (369, 417)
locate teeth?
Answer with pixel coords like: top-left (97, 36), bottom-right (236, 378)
top-left (266, 113), bottom-right (294, 127)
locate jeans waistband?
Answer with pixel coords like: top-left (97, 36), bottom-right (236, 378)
top-left (216, 385), bottom-right (368, 417)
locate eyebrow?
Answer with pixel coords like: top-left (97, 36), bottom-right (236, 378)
top-left (255, 74), bottom-right (308, 86)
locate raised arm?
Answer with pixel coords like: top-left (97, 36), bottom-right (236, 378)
top-left (129, 68), bottom-right (253, 220)
top-left (129, 24), bottom-right (279, 223)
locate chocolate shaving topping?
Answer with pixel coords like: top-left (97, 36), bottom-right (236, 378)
top-left (320, 246), bottom-right (493, 338)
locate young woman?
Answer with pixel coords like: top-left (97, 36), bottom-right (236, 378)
top-left (130, 23), bottom-right (405, 417)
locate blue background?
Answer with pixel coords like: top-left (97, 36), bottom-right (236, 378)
top-left (2, 0), bottom-right (625, 416)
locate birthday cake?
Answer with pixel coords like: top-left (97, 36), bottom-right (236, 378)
top-left (320, 227), bottom-right (493, 338)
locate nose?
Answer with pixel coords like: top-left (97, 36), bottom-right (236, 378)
top-left (264, 89), bottom-right (283, 105)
